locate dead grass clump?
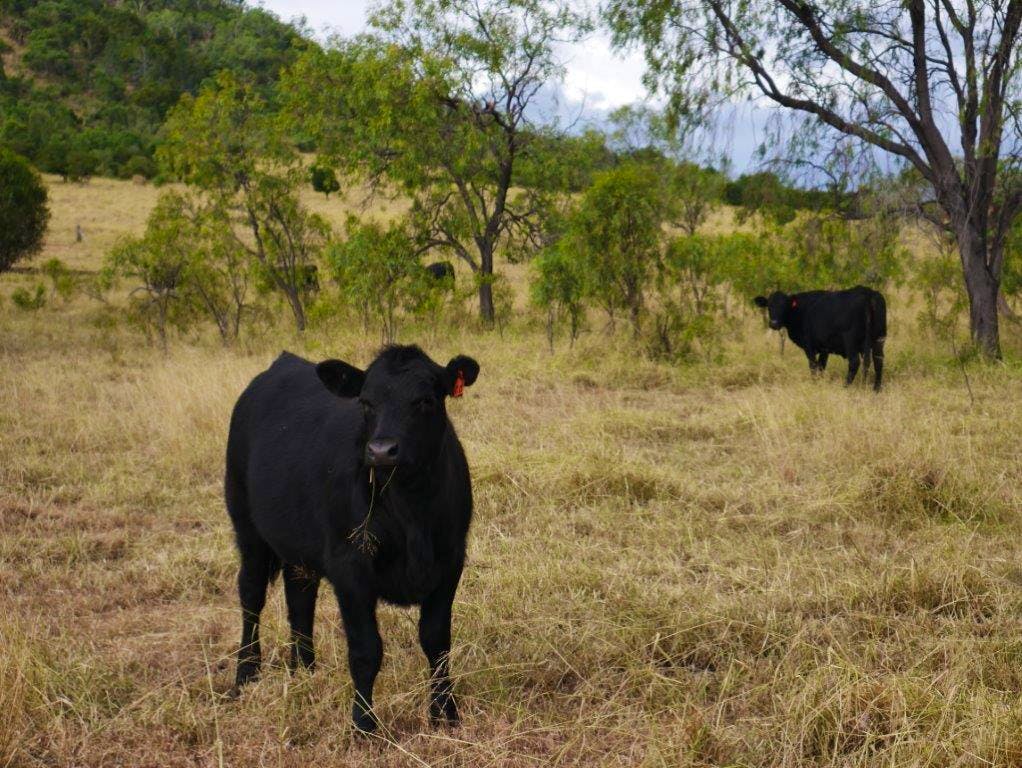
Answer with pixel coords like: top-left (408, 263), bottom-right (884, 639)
top-left (781, 669), bottom-right (937, 761)
top-left (861, 455), bottom-right (1005, 525)
top-left (852, 563), bottom-right (998, 620)
top-left (556, 467), bottom-right (681, 506)
top-left (0, 625), bottom-right (37, 766)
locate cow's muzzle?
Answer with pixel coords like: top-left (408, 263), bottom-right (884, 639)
top-left (365, 439), bottom-right (400, 467)
top-left (769, 321), bottom-right (782, 330)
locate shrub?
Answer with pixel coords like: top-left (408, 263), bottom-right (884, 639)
top-left (40, 258), bottom-right (75, 302)
top-left (310, 163), bottom-right (340, 198)
top-left (0, 149), bottom-right (50, 273)
top-left (11, 284), bottom-right (46, 310)
top-left (569, 163), bottom-right (666, 336)
top-left (531, 243), bottom-right (587, 350)
top-left (326, 217), bottom-right (421, 342)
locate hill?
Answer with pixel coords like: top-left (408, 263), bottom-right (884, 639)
top-left (0, 0), bottom-right (308, 179)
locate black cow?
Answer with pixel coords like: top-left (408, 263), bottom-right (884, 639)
top-left (424, 261), bottom-right (455, 283)
top-left (224, 345), bottom-right (480, 732)
top-left (753, 286), bottom-right (886, 391)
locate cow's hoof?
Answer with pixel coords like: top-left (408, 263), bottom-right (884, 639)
top-left (232, 662), bottom-right (260, 693)
top-left (352, 706), bottom-right (379, 735)
top-left (430, 696), bottom-right (460, 727)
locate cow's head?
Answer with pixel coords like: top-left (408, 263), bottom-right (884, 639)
top-left (753, 292), bottom-right (794, 330)
top-left (315, 345), bottom-right (479, 469)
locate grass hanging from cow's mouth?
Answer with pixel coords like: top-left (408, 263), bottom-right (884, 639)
top-left (348, 465), bottom-right (396, 555)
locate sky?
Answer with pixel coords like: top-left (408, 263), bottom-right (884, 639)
top-left (255, 0), bottom-right (766, 171)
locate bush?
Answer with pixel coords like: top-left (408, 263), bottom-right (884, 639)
top-left (11, 284), bottom-right (46, 310)
top-left (325, 217), bottom-right (421, 342)
top-left (121, 154), bottom-right (156, 180)
top-left (40, 258), bottom-right (75, 302)
top-left (531, 243), bottom-right (587, 350)
top-left (568, 163), bottom-right (666, 336)
top-left (310, 163), bottom-right (340, 198)
top-left (0, 149), bottom-right (50, 273)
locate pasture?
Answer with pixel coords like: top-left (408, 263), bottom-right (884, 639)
top-left (3, 177), bottom-right (1022, 767)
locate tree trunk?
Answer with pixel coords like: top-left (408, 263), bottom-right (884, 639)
top-left (958, 226), bottom-right (1001, 358)
top-left (285, 289), bottom-right (306, 332)
top-left (477, 241), bottom-right (495, 325)
top-left (478, 281), bottom-right (495, 325)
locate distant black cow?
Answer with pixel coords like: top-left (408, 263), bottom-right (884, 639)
top-left (754, 286), bottom-right (886, 391)
top-left (298, 263), bottom-right (319, 293)
top-left (424, 261), bottom-right (455, 283)
top-left (225, 345), bottom-right (480, 732)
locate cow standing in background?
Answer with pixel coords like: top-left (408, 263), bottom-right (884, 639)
top-left (224, 345), bottom-right (480, 732)
top-left (424, 261), bottom-right (455, 283)
top-left (754, 286), bottom-right (887, 391)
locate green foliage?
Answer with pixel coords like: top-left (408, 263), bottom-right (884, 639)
top-left (569, 163), bottom-right (666, 335)
top-left (667, 162), bottom-right (725, 235)
top-left (531, 242), bottom-right (587, 350)
top-left (281, 0), bottom-right (588, 323)
top-left (10, 283), bottom-right (45, 310)
top-left (784, 211), bottom-right (905, 290)
top-left (309, 163), bottom-right (340, 198)
top-left (0, 149), bottom-right (49, 273)
top-left (106, 195), bottom-right (192, 350)
top-left (911, 235), bottom-right (966, 339)
top-left (325, 217), bottom-right (421, 343)
top-left (40, 258), bottom-right (75, 302)
top-left (0, 0), bottom-right (306, 177)
top-left (159, 72), bottom-right (324, 331)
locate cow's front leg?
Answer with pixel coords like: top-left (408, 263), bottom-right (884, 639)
top-left (845, 351), bottom-right (861, 385)
top-left (335, 586), bottom-right (383, 733)
top-left (419, 578), bottom-right (461, 726)
top-left (805, 348), bottom-right (820, 374)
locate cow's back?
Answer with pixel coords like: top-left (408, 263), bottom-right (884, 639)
top-left (226, 352), bottom-right (362, 567)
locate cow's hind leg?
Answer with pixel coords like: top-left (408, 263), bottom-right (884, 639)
top-left (817, 352), bottom-right (829, 372)
top-left (872, 337), bottom-right (885, 392)
top-left (284, 564), bottom-right (320, 671)
top-left (233, 523), bottom-right (279, 689)
top-left (419, 574), bottom-right (462, 726)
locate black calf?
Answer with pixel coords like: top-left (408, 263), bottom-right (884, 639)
top-left (225, 345), bottom-right (479, 731)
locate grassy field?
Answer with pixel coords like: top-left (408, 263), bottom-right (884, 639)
top-left (4, 177), bottom-right (1022, 767)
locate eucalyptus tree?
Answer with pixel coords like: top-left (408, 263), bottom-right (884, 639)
top-left (283, 0), bottom-right (588, 324)
top-left (606, 0), bottom-right (1022, 357)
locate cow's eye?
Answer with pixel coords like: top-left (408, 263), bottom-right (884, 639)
top-left (413, 397), bottom-right (436, 411)
top-left (359, 399), bottom-right (375, 416)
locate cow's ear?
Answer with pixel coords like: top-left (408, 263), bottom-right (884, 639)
top-left (753, 296), bottom-right (768, 308)
top-left (316, 359), bottom-right (365, 398)
top-left (445, 355), bottom-right (480, 397)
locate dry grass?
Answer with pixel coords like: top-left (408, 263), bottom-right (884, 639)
top-left (3, 177), bottom-right (1022, 767)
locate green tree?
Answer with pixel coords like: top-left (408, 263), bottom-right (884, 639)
top-left (325, 217), bottom-right (421, 343)
top-left (106, 200), bottom-right (192, 352)
top-left (159, 72), bottom-right (327, 331)
top-left (282, 0), bottom-right (588, 325)
top-left (531, 241), bottom-right (587, 350)
top-left (0, 149), bottom-right (49, 274)
top-left (607, 0), bottom-right (1022, 357)
top-left (569, 163), bottom-right (666, 336)
top-left (668, 161), bottom-right (725, 236)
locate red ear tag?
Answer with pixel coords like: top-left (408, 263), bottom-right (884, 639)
top-left (452, 370), bottom-right (465, 398)
top-left (791, 298), bottom-right (798, 308)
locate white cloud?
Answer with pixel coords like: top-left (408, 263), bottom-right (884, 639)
top-left (258, 0), bottom-right (649, 109)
